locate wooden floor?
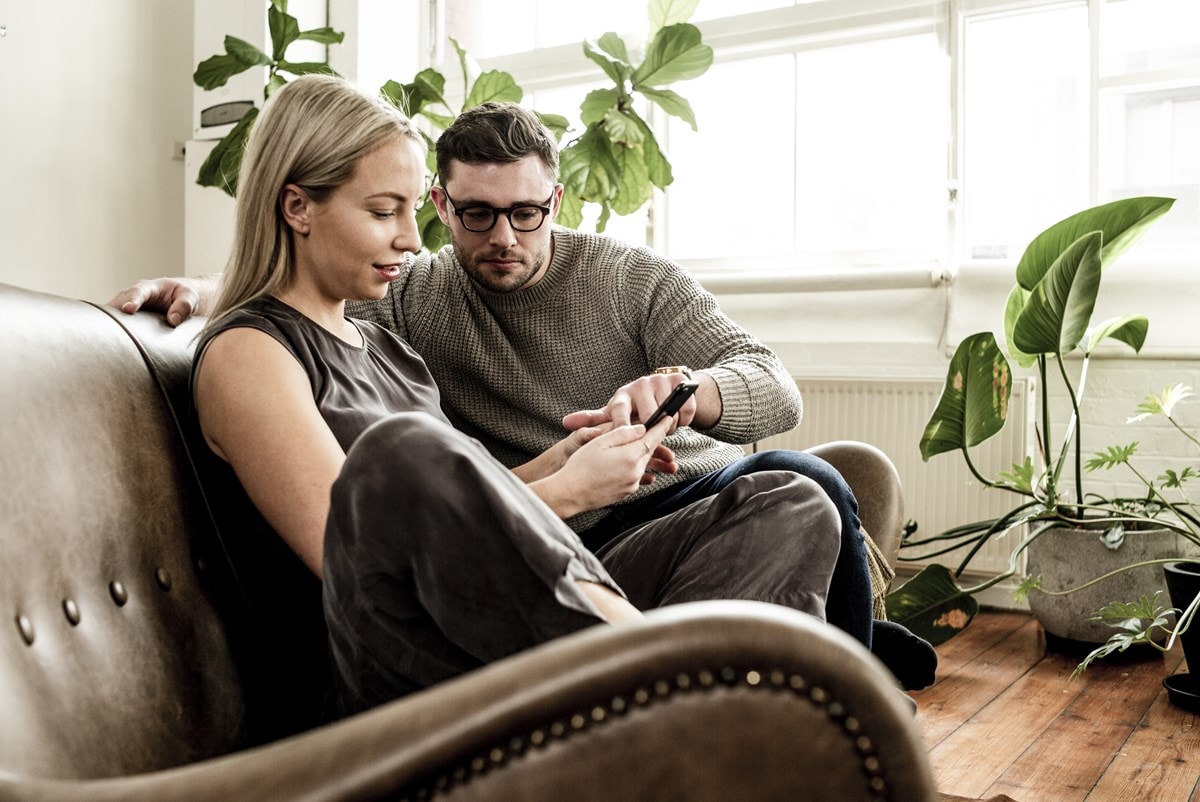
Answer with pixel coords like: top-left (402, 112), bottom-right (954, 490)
top-left (912, 609), bottom-right (1200, 801)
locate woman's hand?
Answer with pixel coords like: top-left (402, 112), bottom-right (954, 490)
top-left (529, 417), bottom-right (675, 519)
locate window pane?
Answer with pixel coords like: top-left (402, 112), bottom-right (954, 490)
top-left (692, 0), bottom-right (796, 22)
top-left (665, 33), bottom-right (945, 263)
top-left (1102, 0), bottom-right (1200, 75)
top-left (793, 33), bottom-right (945, 258)
top-left (1101, 86), bottom-right (1200, 250)
top-left (963, 6), bottom-right (1089, 260)
top-left (446, 0), bottom-right (648, 59)
top-left (663, 55), bottom-right (797, 259)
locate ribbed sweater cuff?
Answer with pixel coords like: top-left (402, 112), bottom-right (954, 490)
top-left (703, 366), bottom-right (756, 442)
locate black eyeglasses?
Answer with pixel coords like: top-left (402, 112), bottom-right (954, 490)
top-left (441, 188), bottom-right (556, 233)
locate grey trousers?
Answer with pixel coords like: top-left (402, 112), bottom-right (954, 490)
top-left (323, 413), bottom-right (841, 716)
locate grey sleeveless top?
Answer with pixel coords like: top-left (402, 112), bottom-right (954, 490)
top-left (192, 296), bottom-right (450, 451)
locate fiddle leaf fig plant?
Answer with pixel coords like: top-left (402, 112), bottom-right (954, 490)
top-left (885, 195), bottom-right (1176, 645)
top-left (194, 0), bottom-right (344, 196)
top-left (559, 3), bottom-right (713, 231)
top-left (193, 0), bottom-right (711, 255)
top-left (385, 0), bottom-right (712, 251)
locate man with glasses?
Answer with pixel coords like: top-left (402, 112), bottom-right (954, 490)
top-left (110, 101), bottom-right (936, 691)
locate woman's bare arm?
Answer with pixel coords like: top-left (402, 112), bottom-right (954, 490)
top-left (194, 327), bottom-right (345, 576)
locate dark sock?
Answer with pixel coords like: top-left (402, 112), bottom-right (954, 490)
top-left (871, 620), bottom-right (938, 691)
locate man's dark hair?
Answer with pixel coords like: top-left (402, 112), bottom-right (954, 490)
top-left (436, 101), bottom-right (559, 185)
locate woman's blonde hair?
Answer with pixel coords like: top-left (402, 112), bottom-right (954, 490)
top-left (205, 74), bottom-right (422, 329)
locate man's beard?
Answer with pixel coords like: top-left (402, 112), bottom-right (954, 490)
top-left (454, 242), bottom-right (548, 294)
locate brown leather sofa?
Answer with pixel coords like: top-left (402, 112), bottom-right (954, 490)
top-left (0, 281), bottom-right (935, 801)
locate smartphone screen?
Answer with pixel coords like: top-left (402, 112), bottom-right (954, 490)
top-left (644, 380), bottom-right (699, 427)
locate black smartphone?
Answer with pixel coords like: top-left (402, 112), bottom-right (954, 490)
top-left (643, 380), bottom-right (699, 427)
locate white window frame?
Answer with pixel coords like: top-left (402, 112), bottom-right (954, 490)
top-left (411, 0), bottom-right (1199, 294)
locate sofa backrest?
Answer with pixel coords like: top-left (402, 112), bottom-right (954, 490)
top-left (0, 283), bottom-right (328, 781)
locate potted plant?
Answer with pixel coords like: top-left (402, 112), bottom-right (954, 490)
top-left (1071, 383), bottom-right (1200, 707)
top-left (884, 195), bottom-right (1181, 647)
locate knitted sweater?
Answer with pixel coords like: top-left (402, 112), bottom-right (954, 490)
top-left (346, 227), bottom-right (802, 530)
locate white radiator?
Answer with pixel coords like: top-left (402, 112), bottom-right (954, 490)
top-left (755, 377), bottom-right (1036, 578)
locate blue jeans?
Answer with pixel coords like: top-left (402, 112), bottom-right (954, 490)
top-left (580, 449), bottom-right (873, 648)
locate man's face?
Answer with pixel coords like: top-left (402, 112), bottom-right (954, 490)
top-left (432, 155), bottom-right (562, 294)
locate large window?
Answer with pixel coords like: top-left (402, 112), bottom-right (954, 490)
top-left (430, 0), bottom-right (1200, 272)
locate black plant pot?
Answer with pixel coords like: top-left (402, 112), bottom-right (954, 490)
top-left (1162, 561), bottom-right (1200, 711)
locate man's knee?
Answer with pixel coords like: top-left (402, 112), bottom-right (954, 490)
top-left (737, 450), bottom-right (855, 505)
top-left (720, 471), bottom-right (840, 540)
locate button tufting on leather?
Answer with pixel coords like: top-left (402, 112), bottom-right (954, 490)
top-left (109, 581), bottom-right (128, 606)
top-left (155, 568), bottom-right (173, 591)
top-left (15, 614), bottom-right (34, 646)
top-left (63, 599), bottom-right (81, 626)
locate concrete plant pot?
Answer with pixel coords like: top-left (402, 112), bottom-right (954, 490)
top-left (1026, 527), bottom-right (1200, 646)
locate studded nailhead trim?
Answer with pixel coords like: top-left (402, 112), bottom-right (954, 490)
top-left (399, 666), bottom-right (892, 801)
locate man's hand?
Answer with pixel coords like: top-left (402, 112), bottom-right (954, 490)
top-left (107, 275), bottom-right (218, 327)
top-left (563, 371), bottom-right (720, 432)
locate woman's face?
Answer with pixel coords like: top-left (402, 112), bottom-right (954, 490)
top-left (297, 136), bottom-right (425, 302)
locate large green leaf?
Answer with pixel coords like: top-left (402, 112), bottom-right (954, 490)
top-left (450, 37), bottom-right (478, 99)
top-left (596, 200), bottom-right (614, 233)
top-left (884, 564), bottom-right (980, 646)
top-left (602, 108), bottom-right (645, 146)
top-left (464, 70), bottom-right (522, 110)
top-left (193, 52), bottom-right (253, 91)
top-left (265, 73), bottom-right (287, 99)
top-left (631, 114), bottom-right (672, 189)
top-left (536, 112), bottom-right (570, 143)
top-left (920, 332), bottom-right (1013, 460)
top-left (1085, 314), bottom-right (1148, 355)
top-left (1002, 284), bottom-right (1036, 369)
top-left (225, 35), bottom-right (272, 68)
top-left (196, 108), bottom-right (259, 197)
top-left (560, 127), bottom-right (621, 202)
top-left (268, 6), bottom-right (300, 61)
top-left (297, 27), bottom-right (345, 46)
top-left (382, 70), bottom-right (449, 120)
top-left (639, 86), bottom-right (697, 130)
top-left (580, 88), bottom-right (621, 126)
top-left (631, 23), bottom-right (712, 88)
top-left (1012, 231), bottom-right (1102, 356)
top-left (1015, 196), bottom-right (1175, 291)
top-left (583, 35), bottom-right (633, 86)
top-left (611, 146), bottom-right (652, 216)
top-left (556, 190), bottom-right (585, 230)
top-left (416, 201), bottom-right (449, 253)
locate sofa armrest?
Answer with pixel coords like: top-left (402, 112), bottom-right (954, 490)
top-left (804, 440), bottom-right (905, 567)
top-left (6, 601), bottom-right (934, 802)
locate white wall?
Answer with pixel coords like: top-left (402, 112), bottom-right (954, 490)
top-left (0, 0), bottom-right (194, 303)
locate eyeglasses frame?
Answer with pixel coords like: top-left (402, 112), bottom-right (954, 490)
top-left (439, 186), bottom-right (558, 233)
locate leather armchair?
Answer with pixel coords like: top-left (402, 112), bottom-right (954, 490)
top-left (0, 282), bottom-right (934, 801)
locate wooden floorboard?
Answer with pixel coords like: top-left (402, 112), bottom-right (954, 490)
top-left (912, 609), bottom-right (1200, 801)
